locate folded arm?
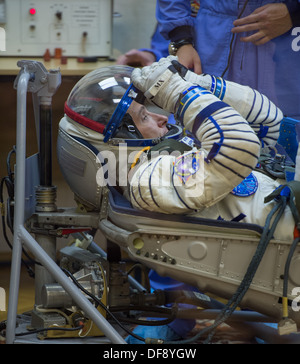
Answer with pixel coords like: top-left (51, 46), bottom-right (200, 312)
top-left (129, 57), bottom-right (260, 214)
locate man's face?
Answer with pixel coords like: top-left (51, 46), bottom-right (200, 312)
top-left (127, 101), bottom-right (169, 139)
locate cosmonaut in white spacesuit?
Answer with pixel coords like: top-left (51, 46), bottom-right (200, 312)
top-left (58, 56), bottom-right (297, 343)
top-left (59, 56), bottom-right (295, 243)
top-left (128, 56), bottom-right (295, 243)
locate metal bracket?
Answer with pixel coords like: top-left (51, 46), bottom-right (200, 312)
top-left (30, 226), bottom-right (93, 238)
top-left (99, 187), bottom-right (110, 221)
top-left (13, 60), bottom-right (61, 99)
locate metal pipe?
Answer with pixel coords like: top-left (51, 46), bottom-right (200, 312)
top-left (6, 71), bottom-right (31, 344)
top-left (34, 91), bottom-right (57, 305)
top-left (175, 308), bottom-right (277, 323)
top-left (19, 225), bottom-right (126, 344)
top-left (34, 234), bottom-right (57, 305)
top-left (39, 103), bottom-right (52, 186)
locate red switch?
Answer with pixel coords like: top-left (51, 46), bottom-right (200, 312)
top-left (29, 8), bottom-right (36, 15)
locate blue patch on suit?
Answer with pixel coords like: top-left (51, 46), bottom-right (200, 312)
top-left (231, 172), bottom-right (258, 197)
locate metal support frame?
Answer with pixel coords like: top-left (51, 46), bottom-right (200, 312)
top-left (5, 60), bottom-right (126, 344)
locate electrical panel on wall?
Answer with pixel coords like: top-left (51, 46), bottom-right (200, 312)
top-left (0, 0), bottom-right (112, 57)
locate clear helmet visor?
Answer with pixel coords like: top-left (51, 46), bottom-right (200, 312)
top-left (65, 65), bottom-right (133, 134)
top-left (64, 65), bottom-right (183, 146)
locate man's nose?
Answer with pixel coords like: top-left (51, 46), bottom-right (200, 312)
top-left (157, 115), bottom-right (168, 127)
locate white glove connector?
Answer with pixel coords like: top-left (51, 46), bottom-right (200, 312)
top-left (131, 56), bottom-right (195, 114)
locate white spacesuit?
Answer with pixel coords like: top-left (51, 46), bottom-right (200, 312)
top-left (58, 57), bottom-right (294, 244)
top-left (129, 57), bottom-right (294, 242)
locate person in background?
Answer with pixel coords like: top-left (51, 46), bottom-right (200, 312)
top-left (156, 0), bottom-right (300, 120)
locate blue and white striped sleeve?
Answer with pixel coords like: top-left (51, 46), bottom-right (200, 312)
top-left (208, 76), bottom-right (283, 148)
top-left (129, 88), bottom-right (261, 214)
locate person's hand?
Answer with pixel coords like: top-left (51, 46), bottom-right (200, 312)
top-left (131, 56), bottom-right (194, 113)
top-left (116, 49), bottom-right (156, 67)
top-left (231, 3), bottom-right (293, 45)
top-left (176, 44), bottom-right (202, 74)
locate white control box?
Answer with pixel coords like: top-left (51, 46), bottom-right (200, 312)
top-left (0, 0), bottom-right (112, 57)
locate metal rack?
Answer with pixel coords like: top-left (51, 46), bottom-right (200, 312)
top-left (5, 60), bottom-right (126, 344)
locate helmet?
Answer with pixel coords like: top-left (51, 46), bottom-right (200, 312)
top-left (59, 66), bottom-right (184, 210)
top-left (64, 65), bottom-right (182, 147)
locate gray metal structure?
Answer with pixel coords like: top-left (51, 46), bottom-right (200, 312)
top-left (5, 60), bottom-right (126, 344)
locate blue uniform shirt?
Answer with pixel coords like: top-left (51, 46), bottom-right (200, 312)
top-left (156, 0), bottom-right (300, 120)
